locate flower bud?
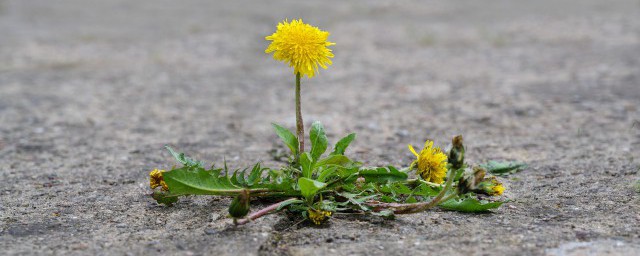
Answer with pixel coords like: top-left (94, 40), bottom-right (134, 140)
top-left (458, 166), bottom-right (486, 194)
top-left (448, 135), bottom-right (465, 169)
top-left (228, 190), bottom-right (251, 219)
top-left (355, 176), bottom-right (366, 189)
top-left (457, 166), bottom-right (504, 196)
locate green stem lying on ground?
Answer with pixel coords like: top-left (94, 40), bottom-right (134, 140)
top-left (235, 198), bottom-right (298, 225)
top-left (295, 72), bottom-right (304, 157)
top-left (368, 168), bottom-right (460, 214)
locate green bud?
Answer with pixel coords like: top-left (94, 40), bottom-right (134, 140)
top-left (448, 135), bottom-right (465, 170)
top-left (228, 190), bottom-right (250, 219)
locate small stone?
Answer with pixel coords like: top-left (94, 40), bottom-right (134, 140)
top-left (210, 213), bottom-right (221, 221)
top-left (115, 223), bottom-right (128, 228)
top-left (70, 243), bottom-right (89, 250)
top-left (204, 229), bottom-right (217, 235)
top-left (395, 129), bottom-right (409, 137)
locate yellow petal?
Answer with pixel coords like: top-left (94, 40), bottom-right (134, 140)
top-left (408, 144), bottom-right (419, 157)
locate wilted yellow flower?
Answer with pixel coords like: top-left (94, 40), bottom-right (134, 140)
top-left (265, 19), bottom-right (335, 78)
top-left (409, 141), bottom-right (448, 184)
top-left (478, 176), bottom-right (504, 196)
top-left (150, 169), bottom-right (168, 191)
top-left (491, 183), bottom-right (505, 195)
top-left (308, 208), bottom-right (332, 225)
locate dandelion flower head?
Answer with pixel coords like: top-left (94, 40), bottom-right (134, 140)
top-left (265, 19), bottom-right (335, 78)
top-left (308, 208), bottom-right (332, 225)
top-left (409, 141), bottom-right (448, 184)
top-left (150, 169), bottom-right (168, 191)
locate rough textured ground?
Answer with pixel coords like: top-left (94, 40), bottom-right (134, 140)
top-left (1, 0), bottom-right (639, 255)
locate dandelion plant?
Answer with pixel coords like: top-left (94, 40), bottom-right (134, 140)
top-left (148, 19), bottom-right (512, 226)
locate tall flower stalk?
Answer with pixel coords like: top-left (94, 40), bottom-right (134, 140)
top-left (265, 19), bottom-right (335, 158)
top-left (295, 72), bottom-right (303, 154)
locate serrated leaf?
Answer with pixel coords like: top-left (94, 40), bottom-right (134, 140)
top-left (330, 133), bottom-right (356, 155)
top-left (309, 121), bottom-right (328, 161)
top-left (300, 152), bottom-right (314, 178)
top-left (247, 163), bottom-right (263, 186)
top-left (234, 168), bottom-right (248, 186)
top-left (163, 167), bottom-right (296, 196)
top-left (480, 160), bottom-right (527, 176)
top-left (165, 146), bottom-right (203, 167)
top-left (298, 177), bottom-right (326, 200)
top-left (439, 197), bottom-right (503, 212)
top-left (359, 166), bottom-right (408, 183)
top-left (272, 123), bottom-right (299, 155)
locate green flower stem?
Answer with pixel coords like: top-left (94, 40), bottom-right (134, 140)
top-left (437, 193), bottom-right (458, 204)
top-left (406, 178), bottom-right (445, 188)
top-left (235, 198), bottom-right (298, 225)
top-left (369, 167), bottom-right (460, 214)
top-left (295, 72), bottom-right (304, 160)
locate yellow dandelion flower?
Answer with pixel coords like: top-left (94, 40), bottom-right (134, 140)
top-left (491, 183), bottom-right (505, 196)
top-left (149, 169), bottom-right (168, 191)
top-left (308, 208), bottom-right (332, 225)
top-left (265, 19), bottom-right (335, 78)
top-left (408, 141), bottom-right (448, 184)
top-left (479, 177), bottom-right (504, 196)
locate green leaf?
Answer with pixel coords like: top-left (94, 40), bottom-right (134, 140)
top-left (151, 191), bottom-right (179, 206)
top-left (300, 152), bottom-right (314, 178)
top-left (247, 163), bottom-right (263, 186)
top-left (371, 210), bottom-right (395, 219)
top-left (358, 166), bottom-right (408, 183)
top-left (337, 192), bottom-right (376, 211)
top-left (412, 183), bottom-right (440, 197)
top-left (330, 133), bottom-right (356, 155)
top-left (165, 146), bottom-right (203, 167)
top-left (439, 197), bottom-right (503, 212)
top-left (298, 177), bottom-right (326, 200)
top-left (317, 166), bottom-right (338, 182)
top-left (315, 155), bottom-right (350, 168)
top-left (164, 167), bottom-right (241, 195)
top-left (480, 160), bottom-right (527, 176)
top-left (163, 167), bottom-right (295, 196)
top-left (276, 199), bottom-right (304, 211)
top-left (272, 123), bottom-right (299, 155)
top-left (405, 196), bottom-right (418, 203)
top-left (309, 121), bottom-right (328, 161)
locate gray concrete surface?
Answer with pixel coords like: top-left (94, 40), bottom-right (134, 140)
top-left (1, 0), bottom-right (639, 255)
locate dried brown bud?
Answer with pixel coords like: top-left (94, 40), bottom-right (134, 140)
top-left (458, 166), bottom-right (486, 194)
top-left (448, 135), bottom-right (465, 169)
